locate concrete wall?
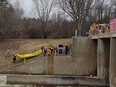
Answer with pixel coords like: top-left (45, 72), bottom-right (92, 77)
top-left (110, 38), bottom-right (116, 87)
top-left (0, 37), bottom-right (97, 76)
top-left (72, 37), bottom-right (97, 76)
top-left (97, 39), bottom-right (110, 79)
top-left (14, 56), bottom-right (77, 75)
top-left (7, 75), bottom-right (108, 86)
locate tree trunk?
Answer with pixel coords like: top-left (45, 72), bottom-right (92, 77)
top-left (77, 18), bottom-right (82, 36)
top-left (41, 21), bottom-right (47, 39)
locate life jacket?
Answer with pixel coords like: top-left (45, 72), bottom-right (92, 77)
top-left (47, 48), bottom-right (52, 56)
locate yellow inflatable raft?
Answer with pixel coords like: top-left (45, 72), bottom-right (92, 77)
top-left (16, 49), bottom-right (42, 59)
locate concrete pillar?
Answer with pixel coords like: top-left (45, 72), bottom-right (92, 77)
top-left (110, 38), bottom-right (116, 87)
top-left (97, 39), bottom-right (110, 79)
top-left (47, 55), bottom-right (54, 75)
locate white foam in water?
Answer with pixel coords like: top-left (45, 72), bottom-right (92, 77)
top-left (0, 75), bottom-right (7, 86)
top-left (0, 74), bottom-right (26, 87)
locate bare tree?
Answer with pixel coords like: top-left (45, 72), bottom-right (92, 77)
top-left (33, 0), bottom-right (56, 38)
top-left (33, 0), bottom-right (56, 21)
top-left (110, 0), bottom-right (116, 18)
top-left (0, 0), bottom-right (23, 39)
top-left (59, 0), bottom-right (94, 36)
top-left (0, 0), bottom-right (8, 40)
top-left (8, 0), bottom-right (23, 18)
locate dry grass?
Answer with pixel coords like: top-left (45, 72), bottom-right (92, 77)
top-left (0, 39), bottom-right (71, 67)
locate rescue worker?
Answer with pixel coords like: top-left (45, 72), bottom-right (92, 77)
top-left (41, 46), bottom-right (44, 56)
top-left (13, 54), bottom-right (16, 63)
top-left (43, 48), bottom-right (47, 56)
top-left (5, 48), bottom-right (11, 58)
top-left (49, 46), bottom-right (53, 55)
top-left (47, 47), bottom-right (52, 56)
top-left (64, 44), bottom-right (69, 55)
top-left (54, 47), bottom-right (58, 56)
top-left (58, 44), bottom-right (64, 55)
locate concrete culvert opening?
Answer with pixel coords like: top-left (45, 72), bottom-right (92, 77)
top-left (97, 38), bottom-right (110, 84)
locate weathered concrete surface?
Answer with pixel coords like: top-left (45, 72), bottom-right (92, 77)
top-left (0, 56), bottom-right (47, 74)
top-left (53, 56), bottom-right (76, 75)
top-left (7, 75), bottom-right (108, 86)
top-left (110, 38), bottom-right (116, 87)
top-left (91, 34), bottom-right (116, 87)
top-left (0, 55), bottom-right (77, 75)
top-left (15, 56), bottom-right (77, 75)
top-left (0, 37), bottom-right (98, 76)
top-left (91, 32), bottom-right (116, 39)
top-left (47, 56), bottom-right (54, 75)
top-left (15, 57), bottom-right (47, 74)
top-left (114, 77), bottom-right (116, 86)
top-left (0, 74), bottom-right (27, 87)
top-left (97, 39), bottom-right (110, 79)
top-left (72, 37), bottom-right (97, 76)
top-left (0, 74), bottom-right (7, 86)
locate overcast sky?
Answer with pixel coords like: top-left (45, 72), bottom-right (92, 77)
top-left (8, 0), bottom-right (71, 20)
top-left (8, 0), bottom-right (38, 18)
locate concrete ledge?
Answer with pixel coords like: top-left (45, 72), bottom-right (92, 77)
top-left (7, 75), bottom-right (108, 86)
top-left (91, 32), bottom-right (116, 39)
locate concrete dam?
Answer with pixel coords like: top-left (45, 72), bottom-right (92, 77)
top-left (1, 33), bottom-right (116, 87)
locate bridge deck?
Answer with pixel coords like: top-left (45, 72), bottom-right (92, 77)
top-left (91, 32), bottom-right (116, 39)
